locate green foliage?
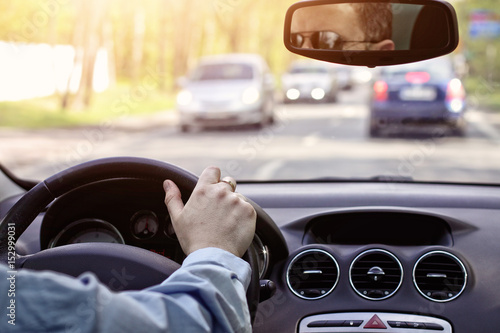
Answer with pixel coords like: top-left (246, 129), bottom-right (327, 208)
top-left (455, 0), bottom-right (500, 82)
top-left (0, 1), bottom-right (296, 107)
top-left (0, 0), bottom-right (297, 124)
top-left (0, 0), bottom-right (295, 79)
top-left (0, 83), bottom-right (175, 128)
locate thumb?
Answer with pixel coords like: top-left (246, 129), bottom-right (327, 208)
top-left (163, 180), bottom-right (184, 221)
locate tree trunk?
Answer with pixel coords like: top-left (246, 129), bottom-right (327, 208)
top-left (102, 19), bottom-right (116, 88)
top-left (62, 0), bottom-right (107, 111)
top-left (170, 1), bottom-right (194, 90)
top-left (131, 6), bottom-right (146, 85)
top-left (158, 0), bottom-right (169, 91)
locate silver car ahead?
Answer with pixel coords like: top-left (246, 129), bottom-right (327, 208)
top-left (281, 60), bottom-right (339, 103)
top-left (176, 54), bottom-right (275, 132)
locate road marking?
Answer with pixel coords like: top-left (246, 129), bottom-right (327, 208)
top-left (341, 106), bottom-right (359, 118)
top-left (254, 160), bottom-right (284, 179)
top-left (278, 104), bottom-right (367, 120)
top-left (301, 133), bottom-right (320, 147)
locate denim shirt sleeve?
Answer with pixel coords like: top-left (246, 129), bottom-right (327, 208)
top-left (0, 247), bottom-right (252, 333)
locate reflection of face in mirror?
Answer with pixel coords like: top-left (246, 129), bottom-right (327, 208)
top-left (291, 3), bottom-right (395, 51)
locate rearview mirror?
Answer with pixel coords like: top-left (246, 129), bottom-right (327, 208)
top-left (284, 0), bottom-right (459, 67)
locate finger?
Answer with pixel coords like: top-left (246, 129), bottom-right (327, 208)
top-left (233, 193), bottom-right (257, 217)
top-left (220, 176), bottom-right (237, 192)
top-left (163, 180), bottom-right (184, 221)
top-left (197, 166), bottom-right (221, 186)
top-left (233, 192), bottom-right (248, 202)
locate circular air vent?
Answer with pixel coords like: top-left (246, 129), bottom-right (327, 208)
top-left (350, 249), bottom-right (403, 300)
top-left (413, 251), bottom-right (467, 302)
top-left (286, 249), bottom-right (339, 300)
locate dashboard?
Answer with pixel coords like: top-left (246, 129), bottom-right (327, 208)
top-left (3, 176), bottom-right (500, 332)
top-left (238, 181), bottom-right (500, 333)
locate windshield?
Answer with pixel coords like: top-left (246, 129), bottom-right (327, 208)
top-left (191, 63), bottom-right (254, 81)
top-left (0, 1), bottom-right (499, 184)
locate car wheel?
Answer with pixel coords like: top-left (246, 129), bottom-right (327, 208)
top-left (257, 105), bottom-right (272, 128)
top-left (328, 93), bottom-right (337, 103)
top-left (449, 118), bottom-right (466, 137)
top-left (268, 114), bottom-right (275, 125)
top-left (369, 124), bottom-right (381, 138)
top-left (451, 125), bottom-right (466, 137)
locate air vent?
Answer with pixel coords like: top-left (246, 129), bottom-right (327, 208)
top-left (287, 249), bottom-right (339, 300)
top-left (350, 249), bottom-right (403, 300)
top-left (413, 251), bottom-right (467, 302)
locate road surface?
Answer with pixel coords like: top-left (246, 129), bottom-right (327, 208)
top-left (1, 86), bottom-right (500, 184)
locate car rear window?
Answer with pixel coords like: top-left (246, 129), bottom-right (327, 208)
top-left (381, 57), bottom-right (454, 81)
top-left (289, 67), bottom-right (328, 74)
top-left (191, 63), bottom-right (254, 81)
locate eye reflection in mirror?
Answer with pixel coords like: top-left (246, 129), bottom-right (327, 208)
top-left (291, 3), bottom-right (395, 51)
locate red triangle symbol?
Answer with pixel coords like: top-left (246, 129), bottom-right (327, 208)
top-left (364, 314), bottom-right (387, 329)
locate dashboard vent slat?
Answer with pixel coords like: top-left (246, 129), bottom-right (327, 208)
top-left (413, 251), bottom-right (467, 302)
top-left (349, 249), bottom-right (403, 300)
top-left (287, 249), bottom-right (339, 300)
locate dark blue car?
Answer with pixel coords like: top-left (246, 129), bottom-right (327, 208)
top-left (369, 56), bottom-right (466, 137)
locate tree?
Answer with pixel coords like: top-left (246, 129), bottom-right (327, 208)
top-left (62, 0), bottom-right (109, 110)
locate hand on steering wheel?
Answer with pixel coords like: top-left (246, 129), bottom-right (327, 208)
top-left (0, 157), bottom-right (261, 321)
top-left (164, 166), bottom-right (256, 258)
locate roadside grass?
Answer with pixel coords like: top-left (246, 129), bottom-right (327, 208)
top-left (0, 84), bottom-right (175, 128)
top-left (464, 76), bottom-right (500, 111)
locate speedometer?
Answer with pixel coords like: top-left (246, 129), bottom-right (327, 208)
top-left (49, 219), bottom-right (125, 248)
top-left (67, 228), bottom-right (124, 244)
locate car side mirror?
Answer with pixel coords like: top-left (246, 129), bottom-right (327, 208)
top-left (284, 0), bottom-right (459, 67)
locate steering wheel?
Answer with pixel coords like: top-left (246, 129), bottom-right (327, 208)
top-left (0, 157), bottom-right (260, 320)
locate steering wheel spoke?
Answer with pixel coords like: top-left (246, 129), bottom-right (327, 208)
top-left (22, 243), bottom-right (181, 290)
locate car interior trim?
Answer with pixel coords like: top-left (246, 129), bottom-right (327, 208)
top-left (413, 250), bottom-right (468, 303)
top-left (349, 248), bottom-right (404, 301)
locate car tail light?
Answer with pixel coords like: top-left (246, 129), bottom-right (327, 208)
top-left (446, 78), bottom-right (465, 112)
top-left (446, 78), bottom-right (465, 101)
top-left (405, 72), bottom-right (430, 84)
top-left (373, 81), bottom-right (388, 101)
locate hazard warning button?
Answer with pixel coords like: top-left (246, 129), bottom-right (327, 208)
top-left (364, 315), bottom-right (387, 329)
